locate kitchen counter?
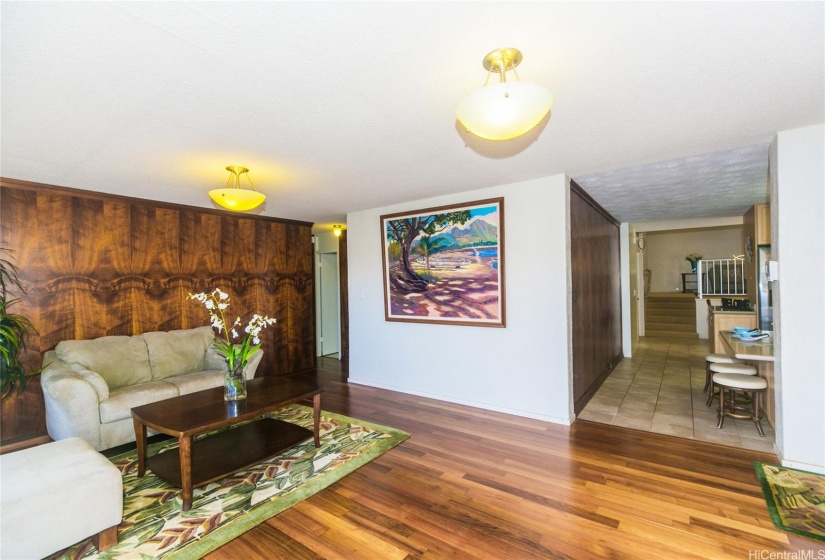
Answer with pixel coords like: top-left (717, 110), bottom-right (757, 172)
top-left (721, 330), bottom-right (774, 362)
top-left (708, 306), bottom-right (756, 315)
top-left (719, 330), bottom-right (776, 427)
top-left (708, 308), bottom-right (757, 355)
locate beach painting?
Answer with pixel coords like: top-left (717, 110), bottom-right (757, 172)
top-left (381, 197), bottom-right (505, 327)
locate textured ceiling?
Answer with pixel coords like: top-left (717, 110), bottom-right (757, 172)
top-left (573, 142), bottom-right (771, 223)
top-left (1, 2), bottom-right (823, 228)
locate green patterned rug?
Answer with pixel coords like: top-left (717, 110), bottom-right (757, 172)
top-left (754, 462), bottom-right (825, 543)
top-left (50, 405), bottom-right (409, 559)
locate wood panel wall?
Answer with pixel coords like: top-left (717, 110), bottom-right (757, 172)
top-left (0, 178), bottom-right (316, 443)
top-left (570, 180), bottom-right (623, 413)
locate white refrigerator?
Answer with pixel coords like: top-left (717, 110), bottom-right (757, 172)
top-left (757, 245), bottom-right (774, 331)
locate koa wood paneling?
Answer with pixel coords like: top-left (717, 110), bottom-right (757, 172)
top-left (570, 180), bottom-right (623, 413)
top-left (0, 178), bottom-right (315, 443)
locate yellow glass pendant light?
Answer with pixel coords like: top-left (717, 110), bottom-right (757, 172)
top-left (456, 48), bottom-right (553, 141)
top-left (208, 166), bottom-right (265, 211)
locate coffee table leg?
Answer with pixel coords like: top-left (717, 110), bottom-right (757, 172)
top-left (313, 393), bottom-right (321, 448)
top-left (179, 436), bottom-right (193, 511)
top-left (133, 418), bottom-right (147, 477)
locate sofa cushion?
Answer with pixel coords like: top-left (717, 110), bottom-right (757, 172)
top-left (204, 344), bottom-right (230, 371)
top-left (99, 381), bottom-right (180, 424)
top-left (164, 369), bottom-right (225, 396)
top-left (143, 326), bottom-right (215, 381)
top-left (56, 335), bottom-right (152, 390)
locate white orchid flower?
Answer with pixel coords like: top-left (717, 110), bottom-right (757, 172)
top-left (190, 288), bottom-right (277, 370)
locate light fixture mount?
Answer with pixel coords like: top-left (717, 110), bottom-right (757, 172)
top-left (482, 48), bottom-right (523, 76)
top-left (225, 165), bottom-right (249, 176)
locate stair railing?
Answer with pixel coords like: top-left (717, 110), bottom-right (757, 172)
top-left (696, 258), bottom-right (747, 298)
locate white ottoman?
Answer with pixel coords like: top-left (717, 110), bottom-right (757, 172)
top-left (0, 437), bottom-right (123, 559)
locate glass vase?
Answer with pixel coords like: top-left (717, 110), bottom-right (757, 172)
top-left (224, 360), bottom-right (247, 401)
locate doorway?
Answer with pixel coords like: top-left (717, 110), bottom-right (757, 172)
top-left (318, 252), bottom-right (340, 357)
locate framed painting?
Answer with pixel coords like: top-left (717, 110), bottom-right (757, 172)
top-left (380, 197), bottom-right (505, 327)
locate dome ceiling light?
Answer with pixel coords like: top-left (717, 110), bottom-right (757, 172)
top-left (456, 48), bottom-right (553, 141)
top-left (208, 166), bottom-right (265, 212)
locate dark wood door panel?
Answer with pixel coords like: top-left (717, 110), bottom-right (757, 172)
top-left (570, 181), bottom-right (622, 412)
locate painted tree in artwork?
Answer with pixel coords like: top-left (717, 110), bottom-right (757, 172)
top-left (385, 211), bottom-right (471, 293)
top-left (413, 235), bottom-right (449, 270)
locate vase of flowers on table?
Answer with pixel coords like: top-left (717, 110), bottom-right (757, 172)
top-left (189, 288), bottom-right (277, 401)
top-left (685, 253), bottom-right (702, 273)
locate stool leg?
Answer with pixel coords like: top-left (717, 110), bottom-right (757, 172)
top-left (706, 382), bottom-right (716, 407)
top-left (753, 390), bottom-right (765, 437)
top-left (704, 362), bottom-right (711, 393)
top-left (717, 387), bottom-right (726, 429)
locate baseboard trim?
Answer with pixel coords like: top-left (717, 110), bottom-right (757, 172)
top-left (348, 377), bottom-right (574, 426)
top-left (0, 434), bottom-right (51, 455)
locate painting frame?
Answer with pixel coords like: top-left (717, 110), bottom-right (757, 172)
top-left (380, 197), bottom-right (505, 328)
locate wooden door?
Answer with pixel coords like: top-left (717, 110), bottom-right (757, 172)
top-left (570, 181), bottom-right (623, 412)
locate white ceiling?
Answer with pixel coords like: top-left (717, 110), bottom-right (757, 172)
top-left (1, 2), bottom-right (823, 228)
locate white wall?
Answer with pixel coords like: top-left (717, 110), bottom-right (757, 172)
top-left (773, 124), bottom-right (825, 474)
top-left (620, 223), bottom-right (633, 357)
top-left (643, 226), bottom-right (743, 292)
top-left (347, 175), bottom-right (573, 424)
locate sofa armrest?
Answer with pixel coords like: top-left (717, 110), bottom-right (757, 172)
top-left (68, 364), bottom-right (110, 401)
top-left (41, 359), bottom-right (103, 450)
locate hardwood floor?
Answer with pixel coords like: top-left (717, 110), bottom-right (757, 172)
top-left (204, 357), bottom-right (823, 559)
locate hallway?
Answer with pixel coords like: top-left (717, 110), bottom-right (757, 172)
top-left (578, 337), bottom-right (775, 452)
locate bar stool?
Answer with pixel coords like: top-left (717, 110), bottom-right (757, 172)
top-left (711, 372), bottom-right (768, 436)
top-left (705, 362), bottom-right (757, 406)
top-left (704, 354), bottom-right (745, 393)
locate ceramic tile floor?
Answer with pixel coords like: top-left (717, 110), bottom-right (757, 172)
top-left (579, 337), bottom-right (776, 452)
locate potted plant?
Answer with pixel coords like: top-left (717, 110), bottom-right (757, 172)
top-left (189, 288), bottom-right (277, 401)
top-left (1, 248), bottom-right (40, 401)
top-left (685, 253), bottom-right (702, 273)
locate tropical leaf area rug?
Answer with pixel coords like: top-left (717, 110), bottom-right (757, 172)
top-left (754, 462), bottom-right (825, 543)
top-left (49, 405), bottom-right (409, 560)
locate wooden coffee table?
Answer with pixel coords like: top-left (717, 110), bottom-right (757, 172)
top-left (131, 376), bottom-right (322, 510)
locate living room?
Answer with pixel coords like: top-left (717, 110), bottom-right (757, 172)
top-left (1, 2), bottom-right (824, 559)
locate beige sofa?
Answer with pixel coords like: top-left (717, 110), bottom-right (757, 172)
top-left (41, 326), bottom-right (263, 451)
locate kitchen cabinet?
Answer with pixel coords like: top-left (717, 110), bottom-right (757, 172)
top-left (708, 308), bottom-right (757, 354)
top-left (755, 203), bottom-right (771, 246)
